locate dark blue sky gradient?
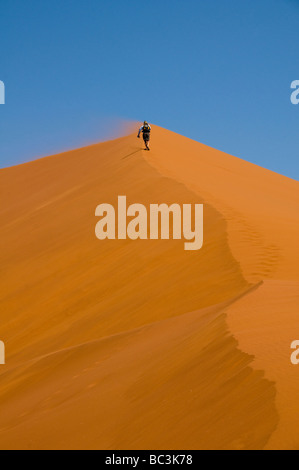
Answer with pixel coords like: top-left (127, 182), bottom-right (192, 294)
top-left (0, 0), bottom-right (299, 179)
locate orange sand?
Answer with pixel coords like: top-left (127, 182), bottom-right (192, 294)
top-left (0, 125), bottom-right (298, 449)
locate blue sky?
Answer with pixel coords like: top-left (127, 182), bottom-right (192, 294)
top-left (0, 0), bottom-right (299, 179)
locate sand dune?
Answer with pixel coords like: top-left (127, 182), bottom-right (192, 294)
top-left (0, 125), bottom-right (298, 449)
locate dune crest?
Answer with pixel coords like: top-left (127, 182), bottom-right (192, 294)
top-left (0, 125), bottom-right (298, 449)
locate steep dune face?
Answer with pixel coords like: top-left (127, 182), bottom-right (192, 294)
top-left (145, 126), bottom-right (299, 284)
top-left (0, 125), bottom-right (297, 449)
top-left (144, 126), bottom-right (299, 450)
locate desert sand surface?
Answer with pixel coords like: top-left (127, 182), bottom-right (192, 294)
top-left (0, 125), bottom-right (298, 449)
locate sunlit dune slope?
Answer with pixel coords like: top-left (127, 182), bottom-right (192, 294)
top-left (144, 126), bottom-right (299, 450)
top-left (0, 125), bottom-right (298, 449)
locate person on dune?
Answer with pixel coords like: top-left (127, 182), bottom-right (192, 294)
top-left (137, 121), bottom-right (151, 150)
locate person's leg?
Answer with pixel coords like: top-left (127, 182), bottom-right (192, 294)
top-left (144, 134), bottom-right (150, 150)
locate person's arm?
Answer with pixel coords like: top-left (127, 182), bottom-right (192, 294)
top-left (137, 126), bottom-right (143, 137)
